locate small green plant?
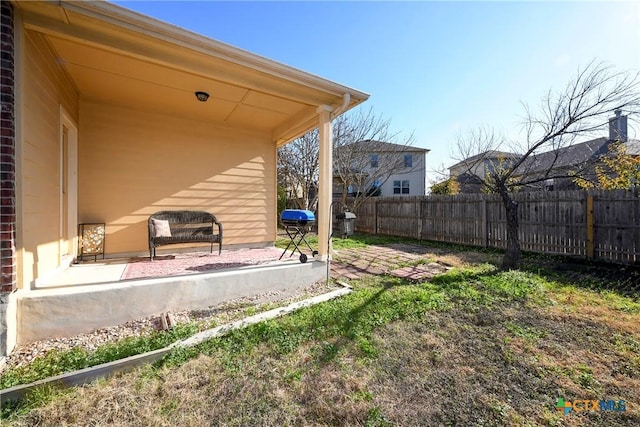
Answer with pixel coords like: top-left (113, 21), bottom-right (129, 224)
top-left (364, 406), bottom-right (392, 427)
top-left (573, 364), bottom-right (601, 391)
top-left (159, 398), bottom-right (180, 416)
top-left (357, 337), bottom-right (378, 358)
top-left (351, 389), bottom-right (374, 402)
top-left (505, 321), bottom-right (546, 343)
top-left (284, 369), bottom-right (303, 382)
top-left (394, 257), bottom-right (435, 269)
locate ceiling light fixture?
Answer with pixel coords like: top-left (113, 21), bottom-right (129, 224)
top-left (195, 91), bottom-right (210, 102)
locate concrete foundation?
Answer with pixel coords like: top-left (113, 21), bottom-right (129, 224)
top-left (0, 293), bottom-right (7, 357)
top-left (16, 260), bottom-right (327, 344)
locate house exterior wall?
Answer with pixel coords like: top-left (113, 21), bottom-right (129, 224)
top-left (371, 151), bottom-right (427, 197)
top-left (333, 149), bottom-right (428, 198)
top-left (79, 101), bottom-right (276, 255)
top-left (19, 30), bottom-right (78, 289)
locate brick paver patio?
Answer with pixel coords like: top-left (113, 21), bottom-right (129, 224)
top-left (330, 243), bottom-right (451, 282)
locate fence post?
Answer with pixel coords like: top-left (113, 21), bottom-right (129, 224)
top-left (374, 199), bottom-right (379, 235)
top-left (586, 194), bottom-right (594, 260)
top-left (416, 196), bottom-right (424, 240)
top-left (481, 199), bottom-right (488, 248)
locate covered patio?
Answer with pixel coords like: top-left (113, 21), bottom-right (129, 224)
top-left (4, 0), bottom-right (369, 352)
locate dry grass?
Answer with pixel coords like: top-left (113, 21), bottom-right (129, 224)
top-left (4, 246), bottom-right (640, 426)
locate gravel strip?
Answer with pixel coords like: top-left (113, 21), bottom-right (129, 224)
top-left (3, 280), bottom-right (339, 372)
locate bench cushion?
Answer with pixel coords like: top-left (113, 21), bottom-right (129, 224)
top-left (151, 218), bottom-right (172, 237)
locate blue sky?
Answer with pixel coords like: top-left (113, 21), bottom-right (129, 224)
top-left (112, 1), bottom-right (639, 182)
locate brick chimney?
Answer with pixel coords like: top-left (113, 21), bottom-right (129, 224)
top-left (608, 109), bottom-right (628, 142)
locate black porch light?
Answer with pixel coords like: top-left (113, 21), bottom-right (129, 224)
top-left (195, 91), bottom-right (210, 102)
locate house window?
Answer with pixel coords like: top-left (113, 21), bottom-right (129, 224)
top-left (370, 154), bottom-right (379, 168)
top-left (544, 179), bottom-right (554, 191)
top-left (404, 154), bottom-right (412, 168)
top-left (393, 180), bottom-right (410, 194)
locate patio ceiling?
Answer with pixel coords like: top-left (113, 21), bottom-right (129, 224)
top-left (15, 0), bottom-right (369, 145)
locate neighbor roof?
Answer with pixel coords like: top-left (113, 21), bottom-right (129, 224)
top-left (448, 150), bottom-right (518, 171)
top-left (340, 140), bottom-right (430, 153)
top-left (523, 137), bottom-right (610, 173)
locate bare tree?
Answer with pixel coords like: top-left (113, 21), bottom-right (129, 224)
top-left (453, 61), bottom-right (640, 269)
top-left (333, 107), bottom-right (416, 210)
top-left (277, 129), bottom-right (319, 210)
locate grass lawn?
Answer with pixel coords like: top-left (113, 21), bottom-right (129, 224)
top-left (2, 235), bottom-right (639, 426)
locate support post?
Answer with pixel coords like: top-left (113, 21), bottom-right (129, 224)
top-left (316, 105), bottom-right (333, 261)
top-left (418, 198), bottom-right (424, 240)
top-left (374, 200), bottom-right (379, 235)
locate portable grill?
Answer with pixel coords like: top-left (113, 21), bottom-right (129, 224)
top-left (279, 209), bottom-right (318, 263)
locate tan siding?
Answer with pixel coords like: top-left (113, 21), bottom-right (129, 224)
top-left (19, 31), bottom-right (78, 287)
top-left (79, 101), bottom-right (276, 255)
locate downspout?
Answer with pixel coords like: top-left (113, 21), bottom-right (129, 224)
top-left (331, 93), bottom-right (351, 119)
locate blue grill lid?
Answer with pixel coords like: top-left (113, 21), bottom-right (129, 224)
top-left (281, 209), bottom-right (316, 222)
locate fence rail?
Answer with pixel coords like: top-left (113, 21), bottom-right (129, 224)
top-left (343, 190), bottom-right (640, 265)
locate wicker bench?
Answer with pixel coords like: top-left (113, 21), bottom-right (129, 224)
top-left (148, 210), bottom-right (223, 260)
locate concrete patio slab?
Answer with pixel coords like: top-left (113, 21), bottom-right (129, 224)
top-left (39, 262), bottom-right (128, 287)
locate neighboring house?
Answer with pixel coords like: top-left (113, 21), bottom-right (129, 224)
top-left (333, 140), bottom-right (430, 198)
top-left (448, 111), bottom-right (634, 193)
top-left (448, 150), bottom-right (519, 193)
top-left (281, 180), bottom-right (318, 210)
top-left (520, 111), bottom-right (634, 191)
top-left (0, 1), bottom-right (368, 357)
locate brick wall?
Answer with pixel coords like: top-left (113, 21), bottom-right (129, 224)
top-left (1, 0), bottom-right (16, 294)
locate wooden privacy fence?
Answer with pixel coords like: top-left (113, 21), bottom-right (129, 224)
top-left (346, 190), bottom-right (640, 265)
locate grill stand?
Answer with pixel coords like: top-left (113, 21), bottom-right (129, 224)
top-left (279, 224), bottom-right (318, 263)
